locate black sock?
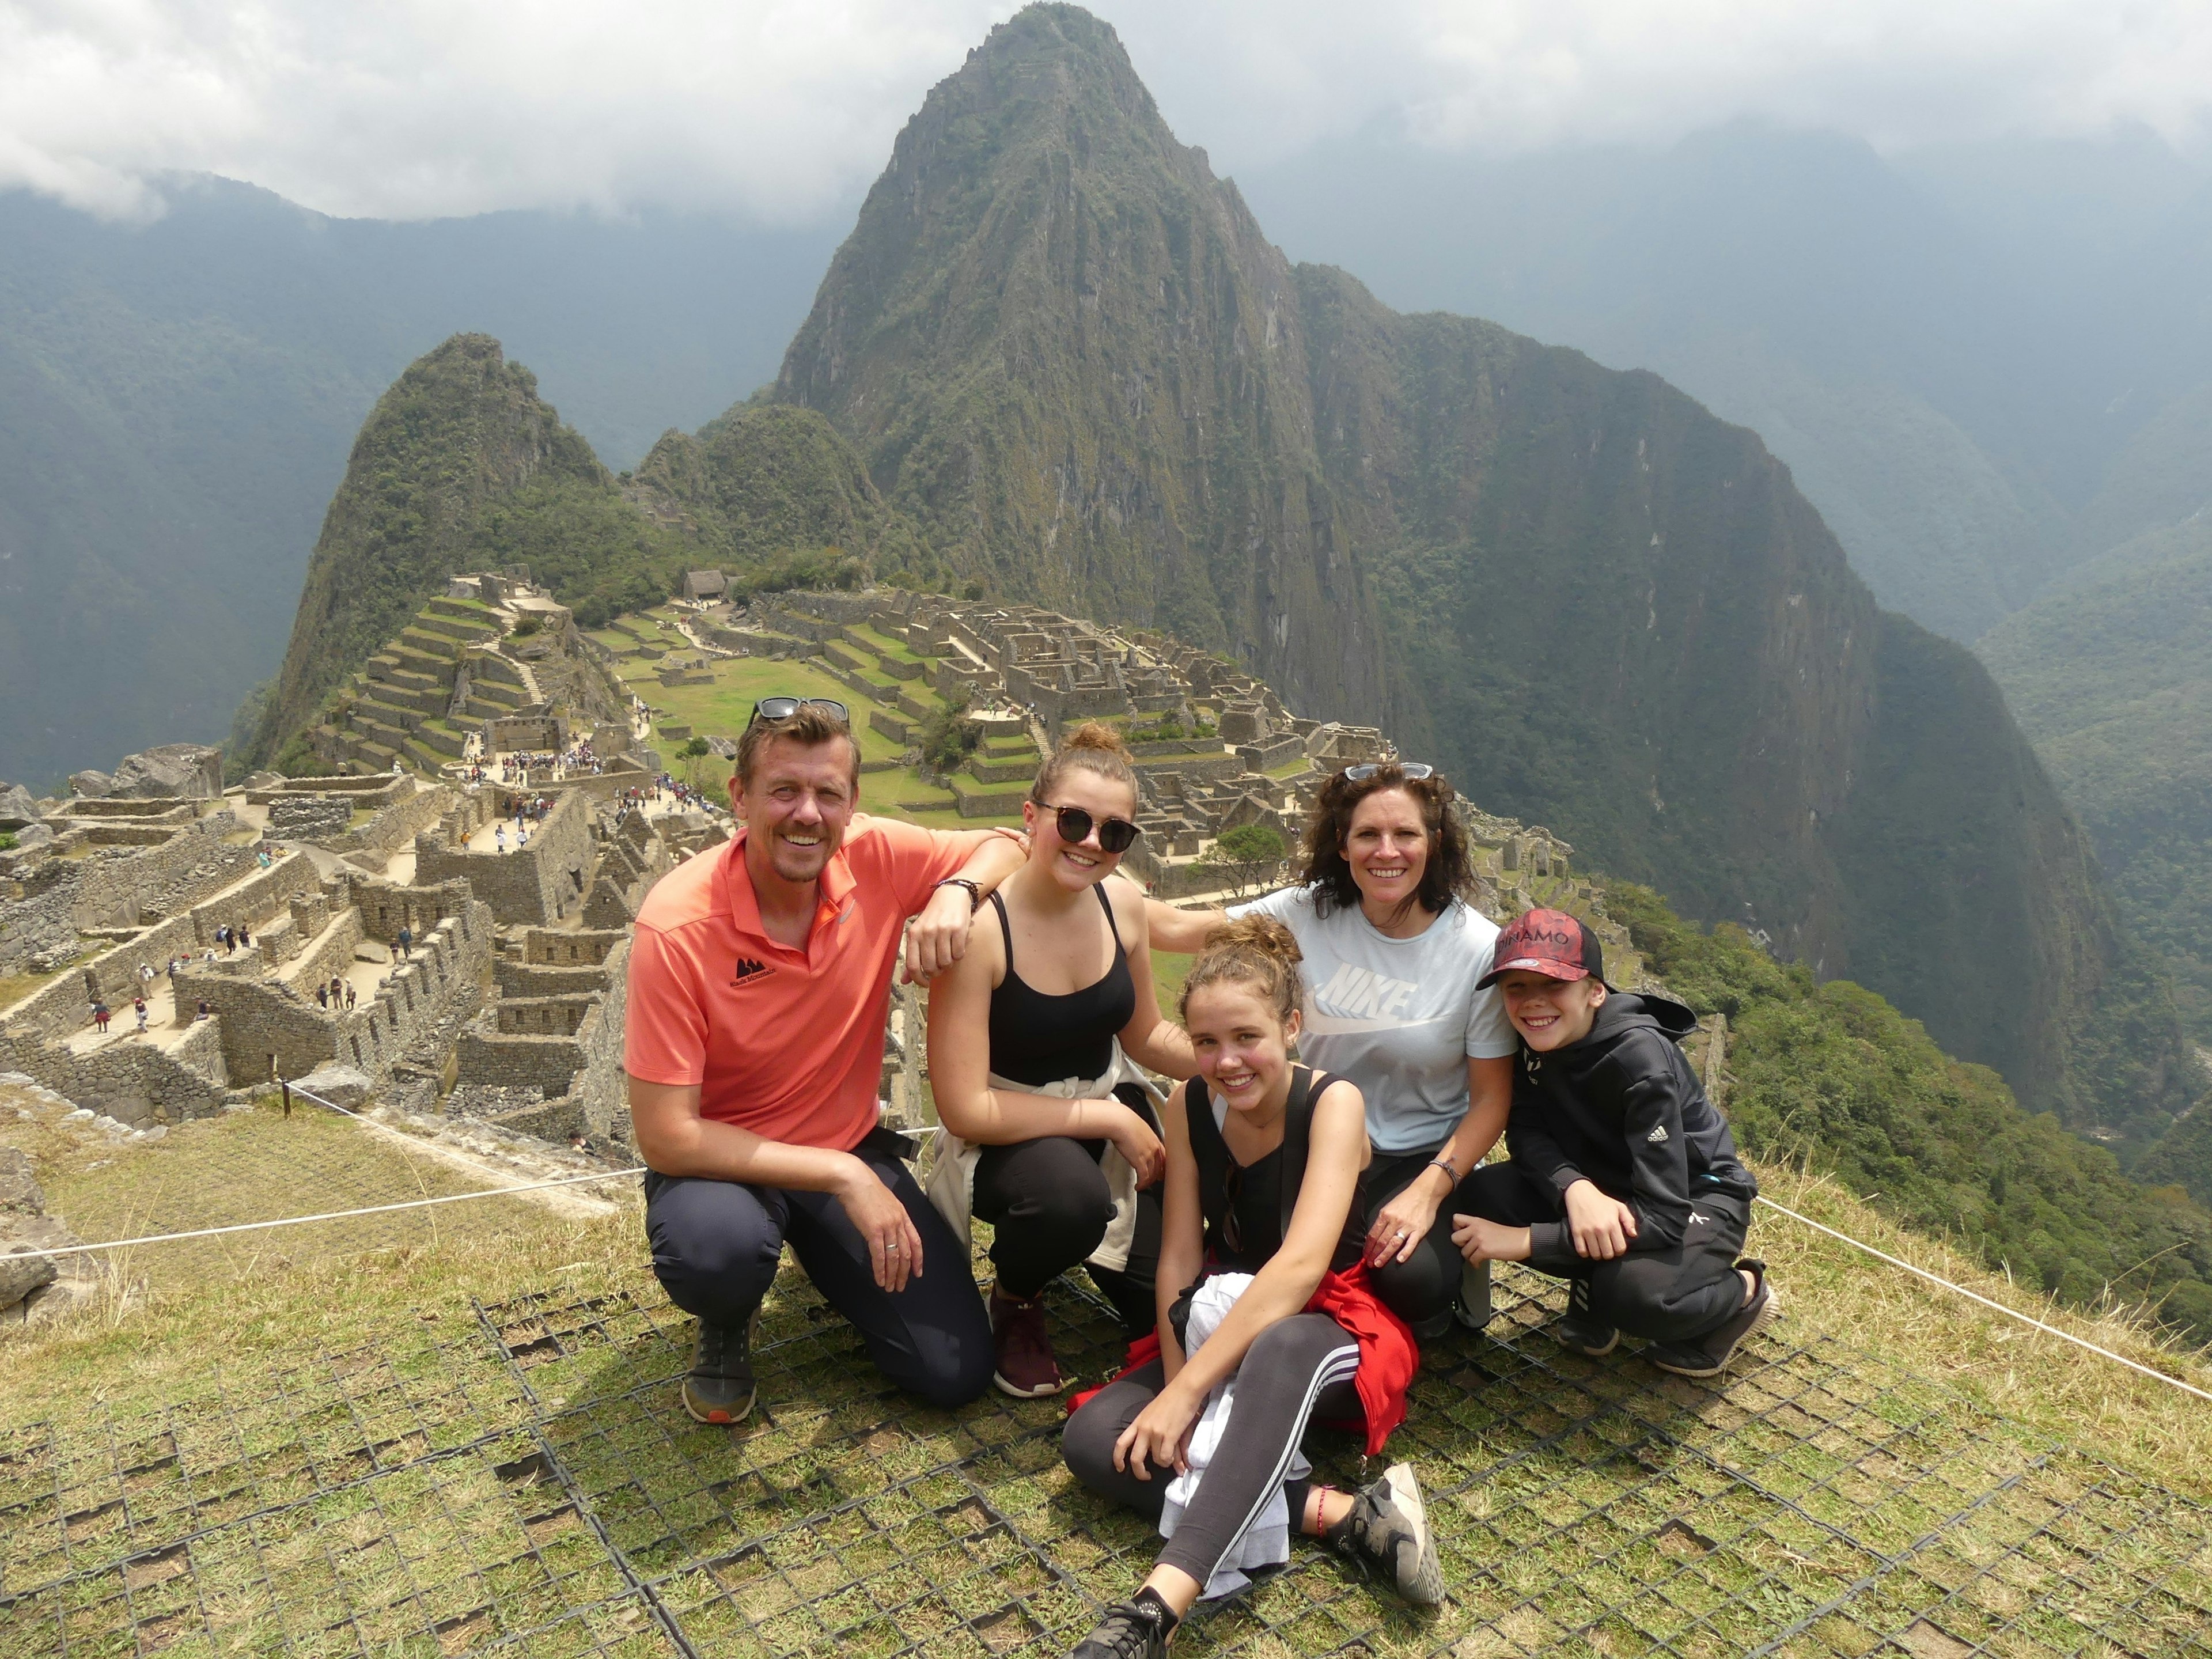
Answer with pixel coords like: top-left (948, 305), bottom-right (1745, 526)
top-left (1132, 1586), bottom-right (1180, 1632)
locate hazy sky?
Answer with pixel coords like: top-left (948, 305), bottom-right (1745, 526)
top-left (5, 1), bottom-right (2209, 222)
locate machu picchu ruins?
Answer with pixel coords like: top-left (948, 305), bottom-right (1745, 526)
top-left (1, 578), bottom-right (1602, 1271)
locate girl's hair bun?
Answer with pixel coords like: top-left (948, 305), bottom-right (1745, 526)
top-left (1179, 912), bottom-right (1304, 1025)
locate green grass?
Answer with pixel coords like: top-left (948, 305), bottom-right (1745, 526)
top-left (604, 642), bottom-right (1018, 828)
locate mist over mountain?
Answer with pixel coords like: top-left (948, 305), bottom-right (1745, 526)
top-left (0, 179), bottom-right (840, 786)
top-left (1236, 123), bottom-right (2212, 646)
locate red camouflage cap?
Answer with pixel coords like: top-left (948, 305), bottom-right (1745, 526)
top-left (1478, 907), bottom-right (1607, 990)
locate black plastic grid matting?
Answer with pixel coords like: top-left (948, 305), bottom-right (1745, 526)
top-left (4, 1262), bottom-right (2207, 1657)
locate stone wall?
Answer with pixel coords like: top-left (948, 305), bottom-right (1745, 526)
top-left (411, 789), bottom-right (593, 924)
top-left (343, 781), bottom-right (452, 853)
top-left (457, 937), bottom-right (629, 1145)
top-left (0, 1015), bottom-right (228, 1127)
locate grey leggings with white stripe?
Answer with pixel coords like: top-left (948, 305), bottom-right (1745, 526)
top-left (1061, 1313), bottom-right (1360, 1587)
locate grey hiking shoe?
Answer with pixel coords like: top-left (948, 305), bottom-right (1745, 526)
top-left (1067, 1595), bottom-right (1174, 1658)
top-left (681, 1308), bottom-right (760, 1425)
top-left (1554, 1278), bottom-right (1618, 1357)
top-left (1331, 1461), bottom-right (1444, 1607)
top-left (1649, 1261), bottom-right (1779, 1378)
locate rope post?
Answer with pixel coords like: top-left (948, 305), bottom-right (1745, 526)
top-left (281, 1078), bottom-right (291, 1118)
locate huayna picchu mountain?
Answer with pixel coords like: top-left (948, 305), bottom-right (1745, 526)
top-left (763, 4), bottom-right (2193, 1137)
top-left (249, 3), bottom-right (2200, 1145)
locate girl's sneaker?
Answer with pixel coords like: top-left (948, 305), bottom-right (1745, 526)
top-left (1330, 1462), bottom-right (1444, 1606)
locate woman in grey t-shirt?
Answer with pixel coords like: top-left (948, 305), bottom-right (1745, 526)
top-left (1149, 764), bottom-right (1515, 1338)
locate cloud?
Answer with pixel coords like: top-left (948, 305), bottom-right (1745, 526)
top-left (4, 1), bottom-right (2208, 224)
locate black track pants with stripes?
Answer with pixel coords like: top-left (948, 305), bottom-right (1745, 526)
top-left (1061, 1312), bottom-right (1359, 1587)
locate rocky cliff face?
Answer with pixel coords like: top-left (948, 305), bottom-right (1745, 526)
top-left (772, 6), bottom-right (1396, 726)
top-left (766, 3), bottom-right (2194, 1131)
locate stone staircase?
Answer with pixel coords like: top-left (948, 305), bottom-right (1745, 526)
top-left (335, 597), bottom-right (504, 774)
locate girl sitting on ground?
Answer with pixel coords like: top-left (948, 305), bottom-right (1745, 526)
top-left (1059, 918), bottom-right (1440, 1658)
top-left (925, 722), bottom-right (1194, 1397)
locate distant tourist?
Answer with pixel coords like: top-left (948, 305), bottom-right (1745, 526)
top-left (625, 698), bottom-right (1025, 1425)
top-left (1147, 762), bottom-right (1516, 1339)
top-left (344, 983), bottom-right (357, 1012)
top-left (1448, 910), bottom-right (1779, 1378)
top-left (316, 982), bottom-right (329, 1009)
top-left (256, 847), bottom-right (271, 869)
top-left (92, 1001), bottom-right (111, 1033)
top-left (137, 961), bottom-right (154, 990)
top-left (396, 923), bottom-right (414, 955)
top-left (238, 923), bottom-right (252, 948)
top-left (132, 997), bottom-right (147, 1033)
top-left (1060, 919), bottom-right (1438, 1653)
top-left (925, 723), bottom-right (1192, 1395)
top-left (195, 998), bottom-right (210, 1022)
top-left (330, 976), bottom-right (343, 1006)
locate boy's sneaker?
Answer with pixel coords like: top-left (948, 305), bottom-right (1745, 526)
top-left (1454, 1256), bottom-right (1493, 1330)
top-left (1329, 1462), bottom-right (1445, 1607)
top-left (990, 1286), bottom-right (1067, 1397)
top-left (1067, 1594), bottom-right (1175, 1658)
top-left (1553, 1278), bottom-right (1618, 1357)
top-left (1649, 1262), bottom-right (1780, 1378)
top-left (681, 1308), bottom-right (760, 1425)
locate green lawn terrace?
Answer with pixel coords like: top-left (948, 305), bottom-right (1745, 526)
top-left (587, 602), bottom-right (1039, 832)
top-left (308, 575), bottom-right (578, 779)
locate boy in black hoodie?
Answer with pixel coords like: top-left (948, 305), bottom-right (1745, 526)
top-left (1448, 909), bottom-right (1778, 1376)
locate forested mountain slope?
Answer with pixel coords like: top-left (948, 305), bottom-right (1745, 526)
top-left (0, 181), bottom-right (835, 787)
top-left (763, 3), bottom-right (2197, 1139)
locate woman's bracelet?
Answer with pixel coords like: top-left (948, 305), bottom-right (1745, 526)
top-left (934, 877), bottom-right (983, 911)
top-left (1426, 1156), bottom-right (1460, 1187)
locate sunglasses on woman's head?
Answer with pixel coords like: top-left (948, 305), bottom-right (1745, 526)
top-left (748, 696), bottom-right (849, 727)
top-left (1036, 801), bottom-right (1142, 854)
top-left (1342, 762), bottom-right (1434, 782)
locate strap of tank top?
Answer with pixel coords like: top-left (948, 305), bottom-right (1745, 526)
top-left (1279, 1065), bottom-right (1320, 1244)
top-left (989, 889), bottom-right (1014, 966)
top-left (1093, 881), bottom-right (1124, 953)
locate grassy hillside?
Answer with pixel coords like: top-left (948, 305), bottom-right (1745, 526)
top-left (1611, 882), bottom-right (2212, 1340)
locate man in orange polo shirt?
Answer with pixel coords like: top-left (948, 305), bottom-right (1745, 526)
top-left (626, 700), bottom-right (1027, 1423)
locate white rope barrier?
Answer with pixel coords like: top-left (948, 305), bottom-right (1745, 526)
top-left (1755, 1194), bottom-right (2212, 1405)
top-left (12, 1166), bottom-right (646, 1260)
top-left (16, 1081), bottom-right (2209, 1404)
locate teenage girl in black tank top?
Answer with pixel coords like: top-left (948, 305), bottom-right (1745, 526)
top-left (1060, 917), bottom-right (1444, 1653)
top-left (925, 725), bottom-right (1195, 1398)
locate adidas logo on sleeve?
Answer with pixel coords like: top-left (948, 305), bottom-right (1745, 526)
top-left (1646, 1124), bottom-right (1668, 1142)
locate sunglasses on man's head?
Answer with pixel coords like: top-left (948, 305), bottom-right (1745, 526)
top-left (1342, 762), bottom-right (1434, 782)
top-left (1036, 801), bottom-right (1142, 854)
top-left (747, 696), bottom-right (849, 728)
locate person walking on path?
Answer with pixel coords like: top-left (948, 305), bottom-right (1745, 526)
top-left (92, 1001), bottom-right (111, 1033)
top-left (1149, 762), bottom-right (1516, 1338)
top-left (625, 699), bottom-right (1027, 1425)
top-left (344, 982), bottom-right (357, 1012)
top-left (132, 997), bottom-right (147, 1033)
top-left (396, 923), bottom-right (413, 956)
top-left (316, 983), bottom-right (329, 1009)
top-left (925, 724), bottom-right (1194, 1396)
top-left (1060, 919), bottom-right (1438, 1657)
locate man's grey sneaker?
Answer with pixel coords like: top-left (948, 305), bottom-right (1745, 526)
top-left (1067, 1593), bottom-right (1175, 1658)
top-left (1330, 1461), bottom-right (1445, 1607)
top-left (681, 1308), bottom-right (760, 1425)
top-left (1454, 1256), bottom-right (1493, 1330)
top-left (1648, 1261), bottom-right (1781, 1378)
top-left (1554, 1278), bottom-right (1618, 1357)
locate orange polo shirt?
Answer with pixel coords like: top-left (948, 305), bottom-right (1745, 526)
top-left (624, 815), bottom-right (995, 1153)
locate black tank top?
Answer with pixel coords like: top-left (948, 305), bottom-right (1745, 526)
top-left (1185, 1066), bottom-right (1364, 1274)
top-left (986, 884), bottom-right (1138, 1086)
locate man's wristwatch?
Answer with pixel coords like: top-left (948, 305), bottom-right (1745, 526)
top-left (934, 877), bottom-right (983, 911)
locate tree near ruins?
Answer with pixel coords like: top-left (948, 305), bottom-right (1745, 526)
top-left (1196, 823), bottom-right (1286, 900)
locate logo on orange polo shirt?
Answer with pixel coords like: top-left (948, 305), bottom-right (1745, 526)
top-left (732, 957), bottom-right (773, 985)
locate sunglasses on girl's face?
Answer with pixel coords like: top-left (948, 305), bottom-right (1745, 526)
top-left (1037, 801), bottom-right (1142, 854)
top-left (747, 696), bottom-right (850, 727)
top-left (1342, 762), bottom-right (1434, 781)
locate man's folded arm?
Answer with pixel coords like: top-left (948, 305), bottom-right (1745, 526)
top-left (628, 1077), bottom-right (862, 1190)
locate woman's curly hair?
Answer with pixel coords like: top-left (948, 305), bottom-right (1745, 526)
top-left (1300, 763), bottom-right (1475, 922)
